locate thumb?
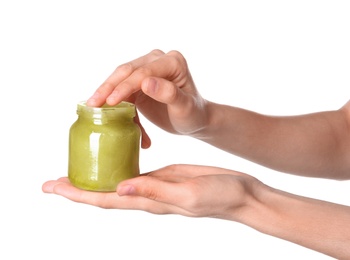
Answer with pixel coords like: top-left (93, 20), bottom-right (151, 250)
top-left (117, 175), bottom-right (188, 206)
top-left (141, 77), bottom-right (187, 106)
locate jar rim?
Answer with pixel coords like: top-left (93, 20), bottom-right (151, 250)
top-left (77, 101), bottom-right (136, 118)
top-left (78, 100), bottom-right (135, 110)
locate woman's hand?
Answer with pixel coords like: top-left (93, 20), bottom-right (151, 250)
top-left (42, 163), bottom-right (350, 258)
top-left (87, 50), bottom-right (209, 148)
top-left (42, 164), bottom-right (263, 220)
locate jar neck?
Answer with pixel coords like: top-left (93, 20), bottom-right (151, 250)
top-left (76, 101), bottom-right (136, 124)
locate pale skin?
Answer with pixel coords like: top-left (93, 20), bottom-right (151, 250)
top-left (42, 50), bottom-right (350, 259)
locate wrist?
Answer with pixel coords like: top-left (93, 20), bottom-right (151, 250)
top-left (189, 101), bottom-right (223, 140)
top-left (227, 180), bottom-right (273, 224)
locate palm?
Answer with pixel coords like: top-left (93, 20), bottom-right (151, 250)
top-left (42, 165), bottom-right (262, 220)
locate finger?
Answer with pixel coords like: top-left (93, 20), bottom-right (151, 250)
top-left (44, 177), bottom-right (191, 215)
top-left (42, 177), bottom-right (70, 193)
top-left (134, 110), bottom-right (151, 149)
top-left (147, 164), bottom-right (247, 181)
top-left (87, 49), bottom-right (165, 107)
top-left (110, 195), bottom-right (193, 216)
top-left (106, 50), bottom-right (188, 106)
top-left (141, 77), bottom-right (186, 106)
top-left (51, 182), bottom-right (130, 208)
top-left (143, 164), bottom-right (193, 183)
top-left (117, 175), bottom-right (194, 208)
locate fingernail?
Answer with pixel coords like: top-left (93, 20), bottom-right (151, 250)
top-left (117, 184), bottom-right (135, 196)
top-left (145, 78), bottom-right (158, 95)
top-left (86, 98), bottom-right (96, 107)
top-left (106, 91), bottom-right (120, 106)
top-left (87, 93), bottom-right (100, 106)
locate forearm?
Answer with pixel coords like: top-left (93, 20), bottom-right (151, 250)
top-left (236, 185), bottom-right (350, 259)
top-left (195, 101), bottom-right (350, 179)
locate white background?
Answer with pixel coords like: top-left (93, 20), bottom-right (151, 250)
top-left (1, 1), bottom-right (349, 259)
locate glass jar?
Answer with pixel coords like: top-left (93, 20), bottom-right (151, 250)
top-left (68, 101), bottom-right (141, 192)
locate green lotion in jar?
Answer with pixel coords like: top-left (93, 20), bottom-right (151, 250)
top-left (68, 101), bottom-right (141, 192)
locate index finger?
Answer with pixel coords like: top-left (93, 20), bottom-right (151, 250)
top-left (43, 177), bottom-right (189, 215)
top-left (87, 49), bottom-right (165, 107)
top-left (102, 50), bottom-right (188, 106)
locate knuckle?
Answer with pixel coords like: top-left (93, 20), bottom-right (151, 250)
top-left (182, 183), bottom-right (204, 215)
top-left (115, 63), bottom-right (134, 78)
top-left (142, 187), bottom-right (160, 201)
top-left (163, 164), bottom-right (182, 174)
top-left (134, 66), bottom-right (152, 78)
top-left (167, 50), bottom-right (183, 59)
top-left (150, 49), bottom-right (165, 56)
top-left (167, 50), bottom-right (187, 66)
top-left (135, 176), bottom-right (160, 201)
